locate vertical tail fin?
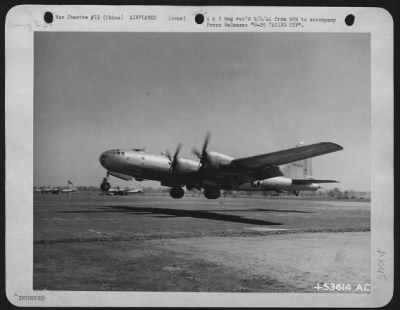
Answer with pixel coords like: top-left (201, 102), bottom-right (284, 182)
top-left (281, 142), bottom-right (313, 179)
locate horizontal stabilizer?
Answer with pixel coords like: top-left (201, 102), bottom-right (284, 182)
top-left (292, 179), bottom-right (339, 185)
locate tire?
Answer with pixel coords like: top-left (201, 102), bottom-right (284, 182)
top-left (170, 187), bottom-right (184, 199)
top-left (100, 182), bottom-right (111, 191)
top-left (204, 187), bottom-right (220, 199)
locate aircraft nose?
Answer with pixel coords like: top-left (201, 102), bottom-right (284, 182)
top-left (99, 152), bottom-right (108, 168)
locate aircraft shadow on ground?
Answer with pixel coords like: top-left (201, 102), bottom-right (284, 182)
top-left (58, 206), bottom-right (284, 226)
top-left (199, 208), bottom-right (312, 214)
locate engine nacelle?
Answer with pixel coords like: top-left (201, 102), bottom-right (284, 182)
top-left (253, 177), bottom-right (321, 192)
top-left (203, 151), bottom-right (234, 170)
top-left (252, 177), bottom-right (293, 190)
top-left (173, 158), bottom-right (200, 175)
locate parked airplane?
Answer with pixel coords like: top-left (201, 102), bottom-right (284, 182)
top-left (103, 186), bottom-right (144, 196)
top-left (126, 188), bottom-right (144, 194)
top-left (99, 134), bottom-right (343, 199)
top-left (34, 180), bottom-right (76, 194)
top-left (36, 186), bottom-right (58, 194)
top-left (60, 180), bottom-right (76, 193)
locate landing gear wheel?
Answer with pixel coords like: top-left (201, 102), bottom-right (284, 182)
top-left (204, 187), bottom-right (220, 199)
top-left (170, 187), bottom-right (184, 199)
top-left (100, 181), bottom-right (111, 192)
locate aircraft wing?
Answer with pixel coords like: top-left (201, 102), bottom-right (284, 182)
top-left (231, 142), bottom-right (343, 170)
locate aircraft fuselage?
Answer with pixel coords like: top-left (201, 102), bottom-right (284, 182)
top-left (99, 148), bottom-right (323, 198)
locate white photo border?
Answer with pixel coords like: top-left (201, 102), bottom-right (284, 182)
top-left (5, 5), bottom-right (394, 307)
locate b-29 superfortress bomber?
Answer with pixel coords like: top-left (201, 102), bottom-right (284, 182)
top-left (99, 133), bottom-right (343, 199)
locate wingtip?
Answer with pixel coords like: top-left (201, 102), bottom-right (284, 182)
top-left (323, 142), bottom-right (344, 151)
top-left (334, 143), bottom-right (344, 151)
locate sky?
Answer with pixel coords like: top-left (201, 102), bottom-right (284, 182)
top-left (34, 32), bottom-right (370, 190)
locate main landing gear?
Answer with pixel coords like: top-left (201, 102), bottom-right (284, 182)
top-left (204, 187), bottom-right (220, 199)
top-left (100, 175), bottom-right (111, 192)
top-left (170, 187), bottom-right (184, 199)
top-left (169, 186), bottom-right (221, 199)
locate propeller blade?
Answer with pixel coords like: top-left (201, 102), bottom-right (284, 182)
top-left (169, 143), bottom-right (183, 172)
top-left (192, 132), bottom-right (212, 168)
top-left (192, 147), bottom-right (201, 158)
top-left (174, 143), bottom-right (182, 160)
top-left (165, 150), bottom-right (172, 161)
top-left (202, 132), bottom-right (211, 154)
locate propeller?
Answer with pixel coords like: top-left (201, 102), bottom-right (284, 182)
top-left (192, 132), bottom-right (211, 168)
top-left (166, 143), bottom-right (182, 172)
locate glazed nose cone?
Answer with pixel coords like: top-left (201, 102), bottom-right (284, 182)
top-left (99, 151), bottom-right (108, 168)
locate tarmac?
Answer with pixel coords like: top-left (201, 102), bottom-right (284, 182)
top-left (33, 192), bottom-right (370, 292)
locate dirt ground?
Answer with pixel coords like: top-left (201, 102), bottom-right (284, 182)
top-left (33, 194), bottom-right (370, 292)
top-left (152, 232), bottom-right (370, 292)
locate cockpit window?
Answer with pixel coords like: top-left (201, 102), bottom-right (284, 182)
top-left (108, 149), bottom-right (125, 155)
top-left (131, 148), bottom-right (145, 153)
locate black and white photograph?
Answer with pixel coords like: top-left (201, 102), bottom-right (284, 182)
top-left (6, 5), bottom-right (393, 307)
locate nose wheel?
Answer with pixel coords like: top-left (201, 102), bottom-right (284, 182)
top-left (100, 175), bottom-right (111, 192)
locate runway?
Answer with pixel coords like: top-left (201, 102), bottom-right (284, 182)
top-left (33, 192), bottom-right (370, 292)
